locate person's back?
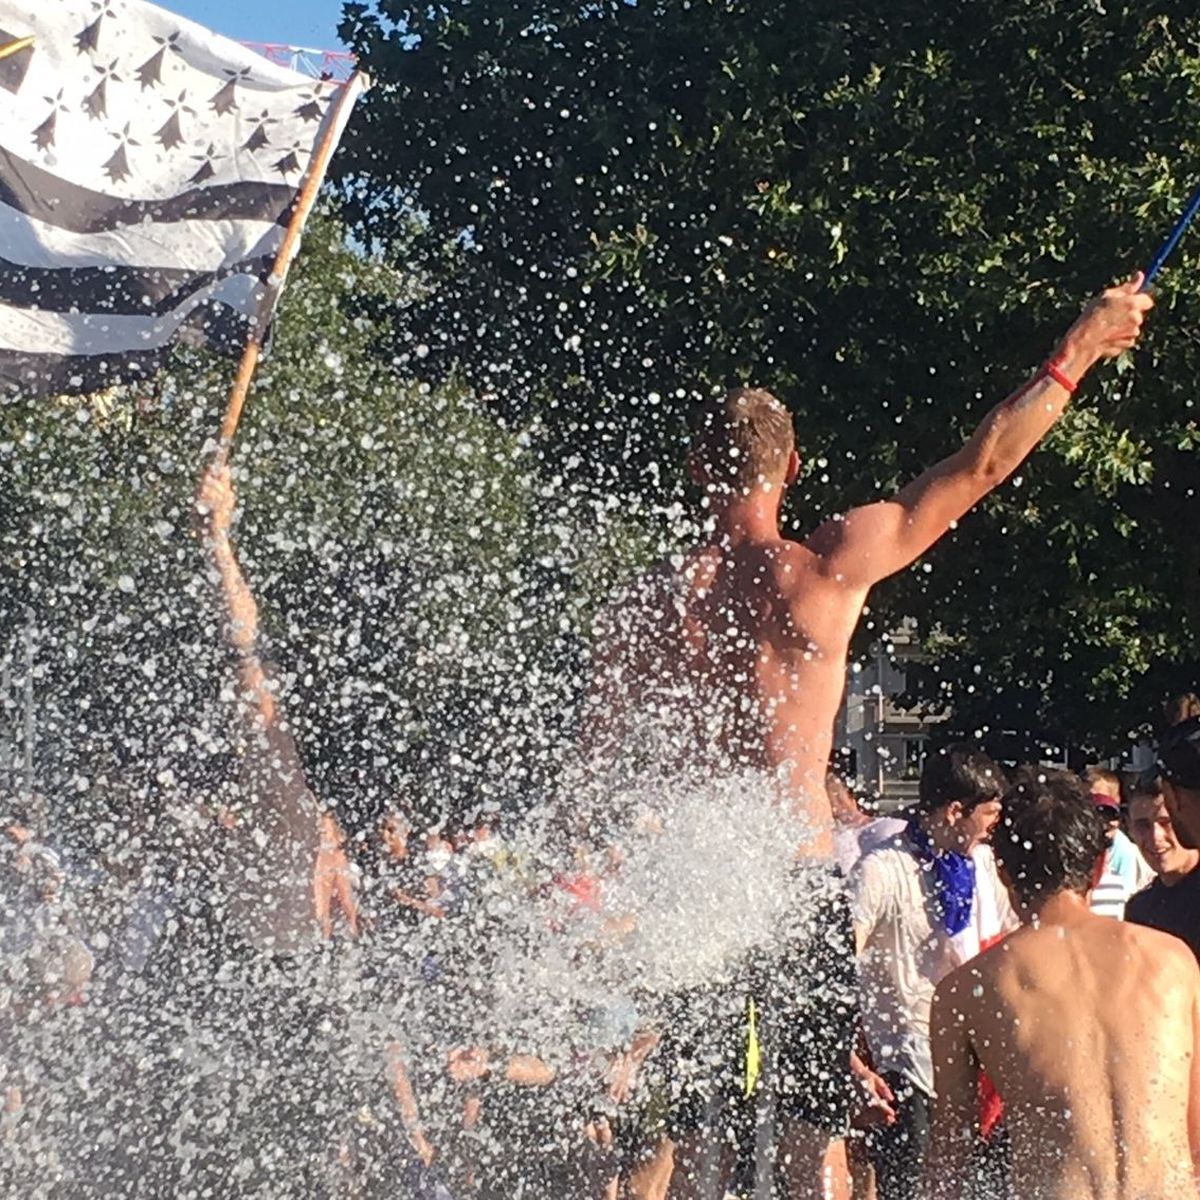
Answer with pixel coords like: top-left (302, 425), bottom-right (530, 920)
top-left (620, 536), bottom-right (861, 805)
top-left (952, 917), bottom-right (1198, 1199)
top-left (928, 767), bottom-right (1200, 1200)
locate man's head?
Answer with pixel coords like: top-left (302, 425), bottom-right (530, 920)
top-left (993, 767), bottom-right (1109, 913)
top-left (689, 387), bottom-right (799, 496)
top-left (1082, 765), bottom-right (1122, 841)
top-left (1157, 716), bottom-right (1200, 850)
top-left (1127, 778), bottom-right (1199, 883)
top-left (917, 744), bottom-right (1006, 853)
top-left (379, 809), bottom-right (411, 861)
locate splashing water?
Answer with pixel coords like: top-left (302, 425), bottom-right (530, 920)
top-left (0, 171), bottom-right (845, 1200)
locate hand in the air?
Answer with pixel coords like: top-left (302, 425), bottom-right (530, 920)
top-left (1069, 271), bottom-right (1155, 361)
top-left (447, 1046), bottom-right (491, 1083)
top-left (195, 460), bottom-right (236, 538)
top-left (605, 1029), bottom-right (660, 1104)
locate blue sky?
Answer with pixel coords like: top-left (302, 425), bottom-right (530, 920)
top-left (165, 0), bottom-right (348, 51)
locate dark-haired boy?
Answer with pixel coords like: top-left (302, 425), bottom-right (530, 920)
top-left (851, 744), bottom-right (1010, 1200)
top-left (1125, 777), bottom-right (1200, 962)
top-left (926, 767), bottom-right (1200, 1200)
top-left (1159, 715), bottom-right (1200, 852)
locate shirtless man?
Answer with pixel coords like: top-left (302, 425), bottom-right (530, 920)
top-left (926, 767), bottom-right (1200, 1200)
top-left (583, 273), bottom-right (1150, 1199)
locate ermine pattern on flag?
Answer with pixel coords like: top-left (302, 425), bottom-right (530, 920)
top-left (0, 0), bottom-right (357, 398)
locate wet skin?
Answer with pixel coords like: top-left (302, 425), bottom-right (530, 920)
top-left (928, 895), bottom-right (1200, 1200)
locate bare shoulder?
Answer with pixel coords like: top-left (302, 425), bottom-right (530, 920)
top-left (1121, 919), bottom-right (1200, 981)
top-left (757, 537), bottom-right (825, 598)
top-left (593, 552), bottom-right (698, 626)
top-left (936, 937), bottom-right (1006, 1005)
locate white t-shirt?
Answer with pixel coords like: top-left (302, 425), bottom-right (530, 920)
top-left (833, 815), bottom-right (907, 875)
top-left (851, 836), bottom-right (1016, 1097)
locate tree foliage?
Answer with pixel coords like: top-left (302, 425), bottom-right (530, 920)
top-left (339, 0), bottom-right (1200, 752)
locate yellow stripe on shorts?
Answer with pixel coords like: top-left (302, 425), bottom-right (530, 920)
top-left (744, 996), bottom-right (760, 1096)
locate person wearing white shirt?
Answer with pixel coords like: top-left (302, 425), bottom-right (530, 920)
top-left (851, 745), bottom-right (1010, 1200)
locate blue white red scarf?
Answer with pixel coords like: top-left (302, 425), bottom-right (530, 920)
top-left (906, 819), bottom-right (976, 937)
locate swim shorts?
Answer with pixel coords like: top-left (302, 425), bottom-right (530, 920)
top-left (660, 863), bottom-right (858, 1139)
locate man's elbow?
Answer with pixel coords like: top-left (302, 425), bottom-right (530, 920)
top-left (970, 453), bottom-right (1014, 493)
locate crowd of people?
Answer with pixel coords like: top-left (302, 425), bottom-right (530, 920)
top-left (5, 727), bottom-right (1199, 1198)
top-left (6, 267), bottom-right (1198, 1200)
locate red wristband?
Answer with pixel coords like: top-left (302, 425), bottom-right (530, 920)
top-left (1042, 358), bottom-right (1077, 394)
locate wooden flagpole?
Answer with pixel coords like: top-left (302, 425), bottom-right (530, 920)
top-left (214, 70), bottom-right (368, 465)
top-left (0, 36), bottom-right (35, 63)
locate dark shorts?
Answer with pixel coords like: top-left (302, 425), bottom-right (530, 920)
top-left (661, 864), bottom-right (858, 1139)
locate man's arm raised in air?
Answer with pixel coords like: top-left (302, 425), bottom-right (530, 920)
top-left (807, 273), bottom-right (1153, 588)
top-left (196, 462), bottom-right (279, 729)
top-left (196, 461), bottom-right (325, 951)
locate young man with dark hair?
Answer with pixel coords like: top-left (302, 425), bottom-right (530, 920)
top-left (1166, 692), bottom-right (1200, 727)
top-left (926, 767), bottom-right (1200, 1200)
top-left (851, 744), bottom-right (1009, 1200)
top-left (1158, 715), bottom-right (1200, 851)
top-left (1125, 777), bottom-right (1200, 962)
top-left (585, 279), bottom-right (1151, 1199)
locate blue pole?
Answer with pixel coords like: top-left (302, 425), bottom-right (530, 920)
top-left (1143, 181), bottom-right (1200, 289)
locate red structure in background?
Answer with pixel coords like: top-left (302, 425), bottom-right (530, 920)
top-left (241, 42), bottom-right (356, 82)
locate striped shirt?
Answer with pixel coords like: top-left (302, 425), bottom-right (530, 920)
top-left (1090, 831), bottom-right (1155, 920)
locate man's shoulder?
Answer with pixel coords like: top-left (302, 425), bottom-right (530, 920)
top-left (1120, 911), bottom-right (1198, 962)
top-left (592, 555), bottom-right (698, 632)
top-left (758, 536), bottom-right (835, 594)
top-left (857, 816), bottom-right (908, 856)
top-left (934, 943), bottom-right (1002, 1007)
top-left (860, 832), bottom-right (914, 863)
top-left (853, 837), bottom-right (917, 886)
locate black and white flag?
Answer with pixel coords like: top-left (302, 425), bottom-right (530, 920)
top-left (0, 0), bottom-right (365, 398)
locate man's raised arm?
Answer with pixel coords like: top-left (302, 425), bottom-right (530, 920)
top-left (196, 462), bottom-right (279, 729)
top-left (807, 273), bottom-right (1153, 589)
top-left (195, 461), bottom-right (323, 952)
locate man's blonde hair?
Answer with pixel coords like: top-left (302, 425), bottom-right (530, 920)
top-left (691, 387), bottom-right (795, 489)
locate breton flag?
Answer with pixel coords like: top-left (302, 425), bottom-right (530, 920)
top-left (0, 0), bottom-right (366, 398)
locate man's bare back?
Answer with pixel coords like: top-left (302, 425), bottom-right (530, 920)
top-left (928, 767), bottom-right (1200, 1200)
top-left (584, 277), bottom-right (1150, 862)
top-left (931, 908), bottom-right (1200, 1200)
top-left (610, 537), bottom-right (863, 851)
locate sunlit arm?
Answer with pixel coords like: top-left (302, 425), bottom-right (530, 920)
top-left (808, 275), bottom-right (1151, 590)
top-left (1189, 983), bottom-right (1200, 1181)
top-left (196, 462), bottom-right (325, 951)
top-left (206, 527), bottom-right (279, 729)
